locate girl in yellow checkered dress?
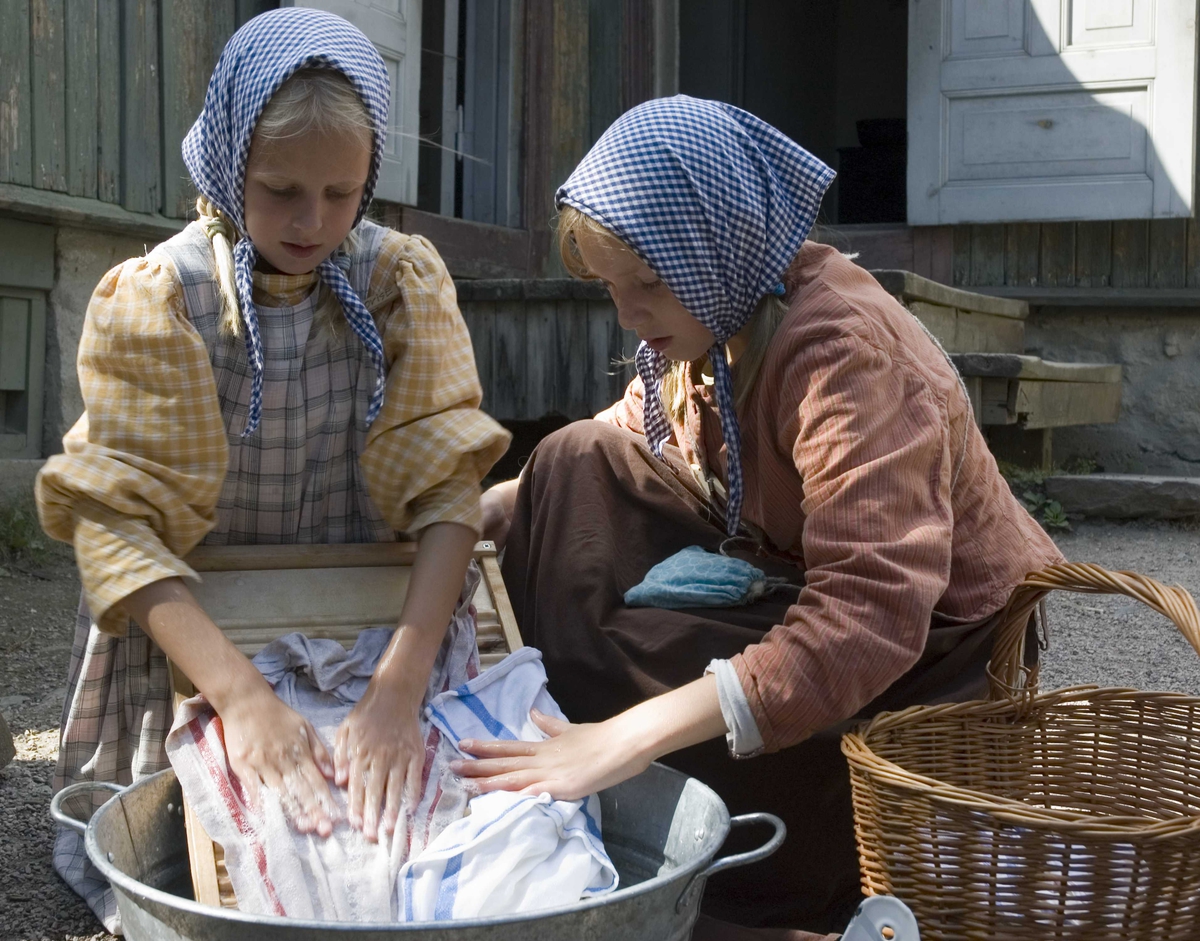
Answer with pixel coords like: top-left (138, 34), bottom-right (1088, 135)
top-left (35, 10), bottom-right (508, 929)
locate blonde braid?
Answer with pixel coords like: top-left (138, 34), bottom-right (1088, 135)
top-left (196, 197), bottom-right (243, 337)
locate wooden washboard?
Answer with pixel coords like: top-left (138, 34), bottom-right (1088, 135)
top-left (168, 541), bottom-right (523, 909)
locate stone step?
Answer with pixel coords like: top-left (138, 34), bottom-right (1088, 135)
top-left (1045, 474), bottom-right (1200, 520)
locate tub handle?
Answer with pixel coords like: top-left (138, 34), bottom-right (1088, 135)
top-left (50, 781), bottom-right (125, 835)
top-left (675, 812), bottom-right (787, 913)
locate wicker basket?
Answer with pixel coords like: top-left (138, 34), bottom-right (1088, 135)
top-left (842, 562), bottom-right (1200, 941)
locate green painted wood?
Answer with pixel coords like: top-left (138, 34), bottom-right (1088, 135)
top-left (0, 217), bottom-right (55, 289)
top-left (0, 182), bottom-right (183, 241)
top-left (968, 225), bottom-right (1004, 285)
top-left (161, 0), bottom-right (213, 218)
top-left (1074, 221), bottom-right (1112, 288)
top-left (96, 0), bottom-right (120, 203)
top-left (122, 0), bottom-right (162, 214)
top-left (30, 0), bottom-right (67, 192)
top-left (1149, 218), bottom-right (1187, 289)
top-left (1003, 223), bottom-right (1039, 287)
top-left (1112, 219), bottom-right (1149, 288)
top-left (65, 0), bottom-right (99, 198)
top-left (1038, 222), bottom-right (1075, 288)
top-left (0, 288), bottom-right (45, 458)
top-left (0, 297), bottom-right (30, 391)
top-left (0, 0), bottom-right (33, 186)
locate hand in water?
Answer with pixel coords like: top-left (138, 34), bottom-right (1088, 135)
top-left (450, 709), bottom-right (652, 802)
top-left (333, 678), bottom-right (426, 842)
top-left (220, 686), bottom-right (336, 836)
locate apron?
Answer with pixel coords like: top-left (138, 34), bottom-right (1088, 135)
top-left (53, 220), bottom-right (396, 930)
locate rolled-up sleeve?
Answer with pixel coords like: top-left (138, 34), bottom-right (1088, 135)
top-left (731, 334), bottom-right (953, 752)
top-left (35, 257), bottom-right (229, 635)
top-left (360, 233), bottom-right (510, 537)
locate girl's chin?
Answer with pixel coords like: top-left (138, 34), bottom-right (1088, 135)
top-left (258, 247), bottom-right (328, 275)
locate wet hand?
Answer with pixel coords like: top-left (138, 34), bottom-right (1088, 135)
top-left (219, 686), bottom-right (336, 837)
top-left (333, 679), bottom-right (426, 842)
top-left (450, 709), bottom-right (652, 802)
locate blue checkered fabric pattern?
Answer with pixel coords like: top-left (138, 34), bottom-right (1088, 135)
top-left (182, 7), bottom-right (391, 436)
top-left (556, 96), bottom-right (835, 536)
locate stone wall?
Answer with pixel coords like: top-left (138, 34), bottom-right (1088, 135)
top-left (1025, 306), bottom-right (1200, 476)
top-left (43, 226), bottom-right (150, 454)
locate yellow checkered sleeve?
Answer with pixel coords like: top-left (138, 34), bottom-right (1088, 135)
top-left (36, 231), bottom-right (509, 635)
top-left (361, 232), bottom-right (510, 536)
top-left (36, 255), bottom-right (229, 635)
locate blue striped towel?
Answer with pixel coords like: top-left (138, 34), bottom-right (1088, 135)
top-left (403, 647), bottom-right (618, 920)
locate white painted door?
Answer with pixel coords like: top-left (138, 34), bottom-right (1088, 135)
top-left (908, 0), bottom-right (1199, 224)
top-left (288, 0), bottom-right (422, 205)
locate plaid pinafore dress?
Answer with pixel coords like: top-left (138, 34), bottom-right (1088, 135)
top-left (54, 220), bottom-right (396, 929)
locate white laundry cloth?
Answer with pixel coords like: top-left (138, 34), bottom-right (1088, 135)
top-left (165, 569), bottom-right (618, 923)
top-left (165, 571), bottom-right (481, 921)
top-left (400, 647), bottom-right (618, 920)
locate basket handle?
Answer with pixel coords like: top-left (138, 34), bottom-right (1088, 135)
top-left (987, 562), bottom-right (1200, 702)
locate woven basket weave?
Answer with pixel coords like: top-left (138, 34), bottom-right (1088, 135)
top-left (842, 562), bottom-right (1200, 941)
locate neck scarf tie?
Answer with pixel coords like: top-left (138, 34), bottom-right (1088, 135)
top-left (557, 96), bottom-right (835, 536)
top-left (182, 7), bottom-right (391, 436)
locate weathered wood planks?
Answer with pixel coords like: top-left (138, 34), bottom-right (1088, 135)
top-left (1, 0), bottom-right (33, 187)
top-left (456, 279), bottom-right (633, 420)
top-left (976, 377), bottom-right (1122, 430)
top-left (2, 0), bottom-right (239, 218)
top-left (65, 0), bottom-right (99, 198)
top-left (947, 219), bottom-right (1200, 291)
top-left (30, 0), bottom-right (67, 193)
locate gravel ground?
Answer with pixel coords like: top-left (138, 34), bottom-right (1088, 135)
top-left (2, 520), bottom-right (1199, 940)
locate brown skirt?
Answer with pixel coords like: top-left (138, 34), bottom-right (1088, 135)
top-left (502, 421), bottom-right (1026, 934)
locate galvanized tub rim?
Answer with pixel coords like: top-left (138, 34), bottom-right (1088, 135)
top-left (71, 764), bottom-right (780, 932)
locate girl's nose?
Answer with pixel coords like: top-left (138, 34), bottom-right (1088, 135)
top-left (293, 199), bottom-right (322, 235)
top-left (615, 298), bottom-right (649, 333)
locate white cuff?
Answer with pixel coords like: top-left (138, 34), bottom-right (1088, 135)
top-left (705, 658), bottom-right (765, 758)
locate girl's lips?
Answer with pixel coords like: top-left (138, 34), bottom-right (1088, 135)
top-left (282, 241), bottom-right (320, 258)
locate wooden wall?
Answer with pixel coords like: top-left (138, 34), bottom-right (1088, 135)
top-left (523, 0), bottom-right (658, 275)
top-left (950, 220), bottom-right (1200, 290)
top-left (456, 279), bottom-right (635, 419)
top-left (0, 0), bottom-right (261, 221)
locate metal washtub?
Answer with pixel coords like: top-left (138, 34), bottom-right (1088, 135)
top-left (52, 763), bottom-right (785, 941)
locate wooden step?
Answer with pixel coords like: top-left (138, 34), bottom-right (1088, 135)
top-left (950, 353), bottom-right (1122, 430)
top-left (870, 269), bottom-right (1029, 354)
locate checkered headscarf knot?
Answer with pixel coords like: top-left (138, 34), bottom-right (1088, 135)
top-left (556, 96), bottom-right (835, 536)
top-left (182, 7), bottom-right (391, 436)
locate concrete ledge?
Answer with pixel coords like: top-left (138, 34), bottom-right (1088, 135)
top-left (1045, 474), bottom-right (1200, 520)
top-left (0, 459), bottom-right (44, 504)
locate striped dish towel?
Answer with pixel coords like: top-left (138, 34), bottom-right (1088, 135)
top-left (400, 647), bottom-right (618, 920)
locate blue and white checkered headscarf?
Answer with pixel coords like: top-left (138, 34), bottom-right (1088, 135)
top-left (557, 96), bottom-right (835, 536)
top-left (182, 7), bottom-right (391, 436)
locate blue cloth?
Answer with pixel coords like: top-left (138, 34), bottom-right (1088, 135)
top-left (182, 8), bottom-right (391, 436)
top-left (556, 96), bottom-right (835, 536)
top-left (624, 545), bottom-right (770, 608)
